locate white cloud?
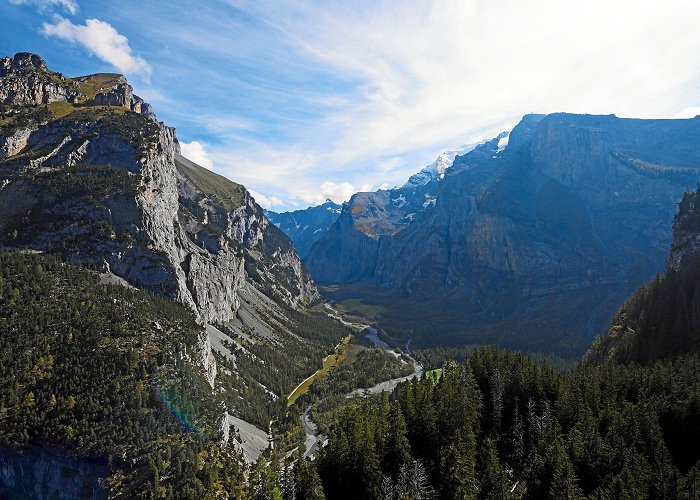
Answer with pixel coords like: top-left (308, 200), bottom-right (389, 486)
top-left (9, 0), bottom-right (77, 15)
top-left (378, 157), bottom-right (403, 173)
top-left (180, 140), bottom-right (214, 170)
top-left (249, 189), bottom-right (283, 208)
top-left (83, 0), bottom-right (700, 211)
top-left (204, 0), bottom-right (700, 210)
top-left (672, 107), bottom-right (700, 119)
top-left (41, 17), bottom-right (151, 77)
top-left (298, 181), bottom-right (374, 206)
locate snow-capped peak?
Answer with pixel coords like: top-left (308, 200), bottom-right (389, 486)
top-left (403, 142), bottom-right (481, 188)
top-left (496, 132), bottom-right (510, 154)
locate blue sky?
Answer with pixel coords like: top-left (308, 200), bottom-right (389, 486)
top-left (3, 0), bottom-right (700, 210)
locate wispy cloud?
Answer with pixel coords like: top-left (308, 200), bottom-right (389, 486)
top-left (10, 0), bottom-right (700, 210)
top-left (8, 0), bottom-right (77, 15)
top-left (41, 16), bottom-right (151, 77)
top-left (165, 0), bottom-right (700, 209)
top-left (298, 181), bottom-right (374, 206)
top-left (249, 189), bottom-right (283, 208)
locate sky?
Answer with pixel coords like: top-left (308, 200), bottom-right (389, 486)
top-left (2, 0), bottom-right (700, 210)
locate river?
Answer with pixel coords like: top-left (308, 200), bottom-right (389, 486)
top-left (301, 305), bottom-right (424, 458)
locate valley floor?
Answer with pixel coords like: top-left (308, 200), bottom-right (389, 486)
top-left (299, 305), bottom-right (424, 458)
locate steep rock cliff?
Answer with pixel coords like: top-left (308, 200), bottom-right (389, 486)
top-left (585, 185), bottom-right (700, 364)
top-left (0, 52), bottom-right (316, 326)
top-left (668, 187), bottom-right (700, 271)
top-left (307, 113), bottom-right (700, 355)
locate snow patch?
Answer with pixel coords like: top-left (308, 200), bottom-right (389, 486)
top-left (422, 196), bottom-right (437, 208)
top-left (403, 141), bottom-right (483, 188)
top-left (496, 132), bottom-right (510, 154)
top-left (391, 194), bottom-right (407, 207)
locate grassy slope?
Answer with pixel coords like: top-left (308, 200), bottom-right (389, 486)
top-left (175, 155), bottom-right (247, 211)
top-left (287, 335), bottom-right (352, 406)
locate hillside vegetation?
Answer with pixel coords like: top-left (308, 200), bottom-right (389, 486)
top-left (0, 252), bottom-right (247, 498)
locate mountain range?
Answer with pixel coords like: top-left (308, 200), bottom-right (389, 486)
top-left (265, 143), bottom-right (480, 260)
top-left (273, 112), bottom-right (700, 356)
top-left (265, 199), bottom-right (342, 260)
top-left (3, 50), bottom-right (700, 499)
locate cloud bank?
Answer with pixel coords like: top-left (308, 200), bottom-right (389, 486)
top-left (166, 0), bottom-right (700, 209)
top-left (12, 0), bottom-right (700, 210)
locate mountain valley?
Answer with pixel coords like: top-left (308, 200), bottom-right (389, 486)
top-left (1, 47), bottom-right (700, 500)
top-left (286, 113), bottom-right (700, 357)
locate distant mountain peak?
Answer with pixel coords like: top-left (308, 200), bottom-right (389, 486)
top-left (403, 141), bottom-right (484, 188)
top-left (495, 131), bottom-right (510, 153)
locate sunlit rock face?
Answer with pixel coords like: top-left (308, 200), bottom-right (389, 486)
top-left (0, 53), bottom-right (317, 326)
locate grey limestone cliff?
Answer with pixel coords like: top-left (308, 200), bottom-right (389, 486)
top-left (0, 52), bottom-right (316, 328)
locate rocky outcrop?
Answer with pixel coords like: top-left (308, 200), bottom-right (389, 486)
top-left (200, 333), bottom-right (218, 388)
top-left (0, 125), bottom-right (34, 159)
top-left (0, 53), bottom-right (317, 328)
top-left (0, 53), bottom-right (81, 105)
top-left (76, 74), bottom-right (156, 122)
top-left (0, 53), bottom-right (155, 121)
top-left (669, 187), bottom-right (700, 271)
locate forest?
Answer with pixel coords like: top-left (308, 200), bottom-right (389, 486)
top-left (308, 347), bottom-right (700, 499)
top-left (0, 252), bottom-right (248, 497)
top-left (3, 245), bottom-right (700, 499)
top-left (288, 252), bottom-right (700, 499)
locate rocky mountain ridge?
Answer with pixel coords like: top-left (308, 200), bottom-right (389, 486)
top-left (0, 53), bottom-right (343, 445)
top-left (0, 52), bottom-right (316, 327)
top-left (265, 199), bottom-right (342, 260)
top-left (403, 140), bottom-right (483, 188)
top-left (1, 52), bottom-right (155, 120)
